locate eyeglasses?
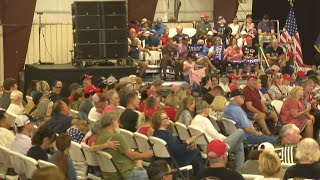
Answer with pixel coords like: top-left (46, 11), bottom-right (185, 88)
top-left (161, 116), bottom-right (169, 121)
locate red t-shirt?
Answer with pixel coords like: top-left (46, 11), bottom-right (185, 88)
top-left (163, 107), bottom-right (177, 122)
top-left (241, 86), bottom-right (263, 112)
top-left (225, 46), bottom-right (242, 61)
top-left (229, 84), bottom-right (239, 92)
top-left (144, 108), bottom-right (159, 118)
top-left (138, 125), bottom-right (151, 137)
top-left (160, 36), bottom-right (169, 47)
top-left (138, 101), bottom-right (145, 112)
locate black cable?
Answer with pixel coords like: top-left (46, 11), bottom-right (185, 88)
top-left (41, 30), bottom-right (55, 63)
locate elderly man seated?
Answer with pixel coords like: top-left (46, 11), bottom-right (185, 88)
top-left (257, 14), bottom-right (276, 48)
top-left (96, 112), bottom-right (153, 179)
top-left (224, 89), bottom-right (276, 145)
top-left (266, 39), bottom-right (287, 68)
top-left (7, 90), bottom-right (24, 114)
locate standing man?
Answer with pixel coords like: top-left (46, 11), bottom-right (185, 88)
top-left (161, 38), bottom-right (180, 80)
top-left (257, 14), bottom-right (275, 47)
top-left (152, 18), bottom-right (167, 36)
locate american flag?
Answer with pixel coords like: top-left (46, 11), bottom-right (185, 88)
top-left (280, 7), bottom-right (306, 67)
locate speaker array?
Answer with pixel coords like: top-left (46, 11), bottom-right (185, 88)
top-left (72, 1), bottom-right (128, 60)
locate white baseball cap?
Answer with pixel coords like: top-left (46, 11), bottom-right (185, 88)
top-left (258, 142), bottom-right (275, 151)
top-left (15, 115), bottom-right (35, 127)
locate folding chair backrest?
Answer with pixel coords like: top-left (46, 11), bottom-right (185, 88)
top-left (0, 145), bottom-right (13, 169)
top-left (20, 154), bottom-right (38, 179)
top-left (174, 122), bottom-right (191, 141)
top-left (274, 146), bottom-right (295, 164)
top-left (133, 132), bottom-right (151, 152)
top-left (188, 125), bottom-right (209, 145)
top-left (26, 96), bottom-right (33, 104)
top-left (6, 111), bottom-right (18, 127)
top-left (8, 150), bottom-right (25, 175)
top-left (169, 120), bottom-right (178, 136)
top-left (149, 136), bottom-right (170, 158)
top-left (116, 106), bottom-right (126, 116)
top-left (69, 141), bottom-right (86, 162)
top-left (96, 151), bottom-right (119, 173)
top-left (81, 143), bottom-right (99, 166)
top-left (38, 160), bottom-right (57, 168)
top-left (242, 174), bottom-right (263, 180)
top-left (70, 109), bottom-right (79, 116)
top-left (220, 117), bottom-right (237, 136)
top-left (119, 128), bottom-right (138, 149)
top-left (271, 100), bottom-right (284, 116)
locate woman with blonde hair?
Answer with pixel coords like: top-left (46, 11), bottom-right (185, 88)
top-left (33, 99), bottom-right (54, 126)
top-left (284, 138), bottom-right (320, 180)
top-left (211, 95), bottom-right (227, 112)
top-left (280, 86), bottom-right (314, 138)
top-left (163, 94), bottom-right (180, 121)
top-left (257, 150), bottom-right (281, 180)
top-left (32, 166), bottom-right (66, 180)
top-left (175, 96), bottom-right (195, 126)
top-left (103, 89), bottom-right (120, 114)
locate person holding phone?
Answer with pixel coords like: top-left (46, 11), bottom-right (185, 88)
top-left (191, 100), bottom-right (245, 172)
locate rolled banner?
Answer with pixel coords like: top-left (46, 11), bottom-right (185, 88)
top-left (244, 57), bottom-right (260, 65)
top-left (228, 59), bottom-right (243, 65)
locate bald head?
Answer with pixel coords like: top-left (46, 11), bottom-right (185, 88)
top-left (271, 38), bottom-right (278, 47)
top-left (176, 26), bottom-right (183, 34)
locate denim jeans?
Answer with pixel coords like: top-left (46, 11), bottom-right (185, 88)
top-left (127, 167), bottom-right (148, 180)
top-left (223, 129), bottom-right (245, 172)
top-left (246, 133), bottom-right (277, 145)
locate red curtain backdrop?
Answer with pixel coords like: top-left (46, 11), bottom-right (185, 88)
top-left (128, 0), bottom-right (158, 22)
top-left (1, 0), bottom-right (37, 80)
top-left (214, 0), bottom-right (239, 23)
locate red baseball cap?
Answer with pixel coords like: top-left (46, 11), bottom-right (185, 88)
top-left (283, 74), bottom-right (293, 81)
top-left (80, 74), bottom-right (93, 82)
top-left (297, 70), bottom-right (306, 78)
top-left (207, 139), bottom-right (228, 159)
top-left (84, 84), bottom-right (100, 94)
top-left (245, 36), bottom-right (252, 42)
top-left (229, 74), bottom-right (240, 79)
top-left (147, 89), bottom-right (157, 97)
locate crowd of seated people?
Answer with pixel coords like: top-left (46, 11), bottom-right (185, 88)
top-left (127, 14), bottom-right (290, 83)
top-left (0, 14), bottom-right (320, 180)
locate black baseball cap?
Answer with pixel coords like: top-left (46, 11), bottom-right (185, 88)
top-left (229, 89), bottom-right (244, 98)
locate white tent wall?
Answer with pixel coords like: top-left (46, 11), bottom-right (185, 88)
top-left (24, 0), bottom-right (252, 65)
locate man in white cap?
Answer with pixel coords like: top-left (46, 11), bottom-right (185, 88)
top-left (118, 77), bottom-right (132, 107)
top-left (197, 139), bottom-right (244, 179)
top-left (11, 114), bottom-right (35, 155)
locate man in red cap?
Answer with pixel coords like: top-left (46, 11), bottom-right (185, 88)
top-left (242, 75), bottom-right (278, 136)
top-left (196, 12), bottom-right (211, 34)
top-left (283, 73), bottom-right (293, 92)
top-left (243, 36), bottom-right (259, 74)
top-left (80, 74), bottom-right (93, 87)
top-left (78, 84), bottom-right (100, 115)
top-left (197, 139), bottom-right (244, 179)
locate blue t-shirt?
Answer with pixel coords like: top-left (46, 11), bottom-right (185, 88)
top-left (223, 103), bottom-right (253, 138)
top-left (152, 24), bottom-right (167, 36)
top-left (257, 21), bottom-right (275, 33)
top-left (197, 47), bottom-right (209, 57)
top-left (145, 36), bottom-right (161, 47)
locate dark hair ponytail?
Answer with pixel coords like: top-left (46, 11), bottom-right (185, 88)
top-left (55, 134), bottom-right (71, 178)
top-left (31, 127), bottom-right (56, 147)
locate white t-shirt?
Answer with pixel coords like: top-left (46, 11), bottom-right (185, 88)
top-left (11, 133), bottom-right (32, 155)
top-left (219, 82), bottom-right (231, 92)
top-left (0, 127), bottom-right (15, 148)
top-left (7, 103), bottom-right (24, 115)
top-left (88, 107), bottom-right (102, 121)
top-left (229, 23), bottom-right (240, 35)
top-left (191, 114), bottom-right (226, 142)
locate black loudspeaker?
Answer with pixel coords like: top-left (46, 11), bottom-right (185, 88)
top-left (72, 1), bottom-right (128, 60)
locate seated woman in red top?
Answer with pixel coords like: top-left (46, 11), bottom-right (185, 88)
top-left (228, 74), bottom-right (240, 91)
top-left (163, 94), bottom-right (179, 121)
top-left (280, 86), bottom-right (314, 138)
top-left (224, 38), bottom-right (243, 76)
top-left (137, 115), bottom-right (154, 137)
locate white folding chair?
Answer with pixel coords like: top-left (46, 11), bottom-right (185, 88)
top-left (133, 132), bottom-right (151, 153)
top-left (6, 111), bottom-right (18, 128)
top-left (188, 125), bottom-right (209, 158)
top-left (96, 151), bottom-right (123, 179)
top-left (81, 143), bottom-right (102, 180)
top-left (38, 160), bottom-right (56, 168)
top-left (119, 128), bottom-right (138, 150)
top-left (174, 122), bottom-right (191, 141)
top-left (149, 136), bottom-right (192, 179)
top-left (116, 106), bottom-right (126, 116)
top-left (242, 174), bottom-right (263, 180)
top-left (271, 100), bottom-right (284, 116)
top-left (69, 141), bottom-right (88, 178)
top-left (26, 96), bottom-right (33, 104)
top-left (0, 145), bottom-right (14, 177)
top-left (169, 120), bottom-right (178, 136)
top-left (220, 117), bottom-right (237, 136)
top-left (8, 150), bottom-right (26, 177)
top-left (20, 155), bottom-right (38, 179)
top-left (70, 109), bottom-right (79, 116)
top-left (239, 84), bottom-right (246, 90)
